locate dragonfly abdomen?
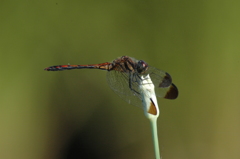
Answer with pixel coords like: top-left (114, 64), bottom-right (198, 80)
top-left (44, 62), bottom-right (113, 71)
top-left (44, 65), bottom-right (96, 71)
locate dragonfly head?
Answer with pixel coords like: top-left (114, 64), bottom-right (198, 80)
top-left (137, 60), bottom-right (148, 74)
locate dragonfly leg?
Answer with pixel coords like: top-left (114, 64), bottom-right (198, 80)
top-left (128, 73), bottom-right (140, 95)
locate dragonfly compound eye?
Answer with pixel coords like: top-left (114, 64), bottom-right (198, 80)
top-left (137, 60), bottom-right (148, 74)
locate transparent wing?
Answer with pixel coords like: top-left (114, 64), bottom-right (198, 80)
top-left (106, 66), bottom-right (178, 108)
top-left (106, 70), bottom-right (143, 108)
top-left (146, 66), bottom-right (178, 99)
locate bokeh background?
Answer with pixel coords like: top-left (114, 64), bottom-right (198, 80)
top-left (1, 1), bottom-right (240, 159)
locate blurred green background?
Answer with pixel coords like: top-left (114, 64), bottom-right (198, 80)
top-left (1, 1), bottom-right (240, 159)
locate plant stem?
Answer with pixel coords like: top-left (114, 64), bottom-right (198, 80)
top-left (150, 118), bottom-right (160, 159)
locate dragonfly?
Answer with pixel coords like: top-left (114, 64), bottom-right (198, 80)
top-left (44, 56), bottom-right (178, 108)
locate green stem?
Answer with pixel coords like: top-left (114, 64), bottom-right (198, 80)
top-left (150, 118), bottom-right (160, 159)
